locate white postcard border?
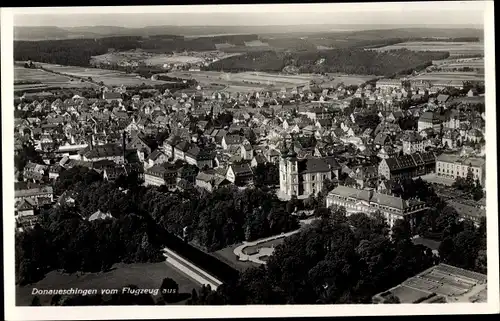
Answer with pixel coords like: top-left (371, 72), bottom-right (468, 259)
top-left (2, 2), bottom-right (499, 319)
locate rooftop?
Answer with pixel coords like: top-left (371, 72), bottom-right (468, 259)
top-left (80, 143), bottom-right (123, 159)
top-left (436, 153), bottom-right (485, 168)
top-left (298, 157), bottom-right (331, 174)
top-left (15, 186), bottom-right (54, 198)
top-left (328, 185), bottom-right (426, 211)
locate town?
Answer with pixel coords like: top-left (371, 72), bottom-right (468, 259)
top-left (13, 23), bottom-right (488, 306)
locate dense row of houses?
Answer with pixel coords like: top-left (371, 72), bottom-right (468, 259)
top-left (14, 70), bottom-right (486, 231)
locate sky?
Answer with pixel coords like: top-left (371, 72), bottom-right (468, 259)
top-left (13, 3), bottom-right (485, 28)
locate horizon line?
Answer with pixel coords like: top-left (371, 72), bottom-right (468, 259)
top-left (15, 23), bottom-right (484, 28)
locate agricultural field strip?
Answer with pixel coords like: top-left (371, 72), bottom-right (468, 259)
top-left (14, 66), bottom-right (99, 90)
top-left (167, 71), bottom-right (321, 87)
top-left (36, 63), bottom-right (173, 86)
top-left (15, 67), bottom-right (73, 83)
top-left (409, 74), bottom-right (484, 81)
top-left (373, 41), bottom-right (483, 51)
top-left (92, 51), bottom-right (242, 66)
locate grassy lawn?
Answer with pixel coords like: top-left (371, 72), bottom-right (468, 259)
top-left (16, 262), bottom-right (199, 306)
top-left (412, 237), bottom-right (441, 251)
top-left (211, 244), bottom-right (261, 272)
top-left (242, 238), bottom-right (285, 255)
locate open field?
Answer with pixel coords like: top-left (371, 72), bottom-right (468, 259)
top-left (14, 66), bottom-right (97, 91)
top-left (223, 85), bottom-right (264, 93)
top-left (372, 41), bottom-right (484, 57)
top-left (324, 73), bottom-right (377, 86)
top-left (409, 71), bottom-right (484, 82)
top-left (165, 70), bottom-right (325, 92)
top-left (244, 40), bottom-right (270, 47)
top-left (434, 60), bottom-right (484, 69)
top-left (16, 262), bottom-right (198, 306)
top-left (144, 55), bottom-right (205, 65)
top-left (36, 63), bottom-right (174, 87)
top-left (412, 236), bottom-right (441, 252)
top-left (91, 50), bottom-right (241, 67)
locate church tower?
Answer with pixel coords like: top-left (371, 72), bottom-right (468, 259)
top-left (279, 137), bottom-right (299, 198)
top-left (279, 140), bottom-right (289, 195)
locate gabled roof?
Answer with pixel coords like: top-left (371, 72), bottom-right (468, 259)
top-left (80, 143), bottom-right (123, 159)
top-left (419, 111), bottom-right (440, 123)
top-left (436, 94), bottom-right (450, 103)
top-left (89, 210), bottom-right (113, 221)
top-left (175, 140), bottom-right (191, 152)
top-left (16, 198), bottom-right (36, 211)
top-left (384, 151), bottom-right (436, 171)
top-left (229, 163), bottom-right (253, 175)
top-left (15, 186), bottom-right (53, 198)
top-left (374, 132), bottom-right (391, 145)
top-left (103, 92), bottom-right (122, 100)
top-left (146, 149), bottom-right (166, 162)
top-left (298, 157), bottom-right (331, 174)
top-left (401, 130), bottom-right (422, 142)
top-left (253, 154), bottom-right (267, 164)
top-left (223, 134), bottom-right (244, 145)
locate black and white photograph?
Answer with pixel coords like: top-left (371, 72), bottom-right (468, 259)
top-left (2, 2), bottom-right (499, 319)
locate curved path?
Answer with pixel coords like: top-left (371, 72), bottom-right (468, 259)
top-left (233, 229), bottom-right (301, 265)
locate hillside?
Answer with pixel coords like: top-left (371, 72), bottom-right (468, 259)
top-left (64, 25), bottom-right (131, 35)
top-left (14, 26), bottom-right (68, 40)
top-left (205, 48), bottom-right (450, 77)
top-left (14, 25), bottom-right (483, 41)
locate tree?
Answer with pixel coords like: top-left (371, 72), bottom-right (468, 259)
top-left (160, 277), bottom-right (179, 303)
top-left (313, 207), bottom-right (331, 219)
top-left (50, 294), bottom-right (62, 306)
top-left (14, 143), bottom-right (44, 173)
top-left (304, 194), bottom-right (318, 210)
top-left (30, 296), bottom-right (42, 306)
top-left (350, 97), bottom-right (363, 109)
top-left (391, 219), bottom-right (412, 243)
top-left (439, 224), bottom-right (481, 271)
top-left (188, 288), bottom-right (199, 305)
top-left (254, 163), bottom-right (279, 187)
top-left (54, 166), bottom-right (102, 195)
top-left (435, 205), bottom-right (459, 235)
top-left (475, 250), bottom-right (487, 274)
top-left (472, 179), bottom-right (484, 201)
top-left (245, 130), bottom-right (258, 145)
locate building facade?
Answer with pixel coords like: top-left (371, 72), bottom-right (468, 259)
top-left (401, 131), bottom-right (431, 155)
top-left (435, 154), bottom-right (486, 185)
top-left (418, 111), bottom-right (442, 132)
top-left (326, 185), bottom-right (428, 228)
top-left (279, 148), bottom-right (332, 198)
top-left (144, 165), bottom-right (177, 189)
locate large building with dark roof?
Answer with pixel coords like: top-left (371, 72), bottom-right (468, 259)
top-left (326, 185), bottom-right (428, 228)
top-left (279, 145), bottom-right (334, 198)
top-left (418, 111), bottom-right (442, 132)
top-left (78, 143), bottom-right (125, 164)
top-left (378, 152), bottom-right (436, 181)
